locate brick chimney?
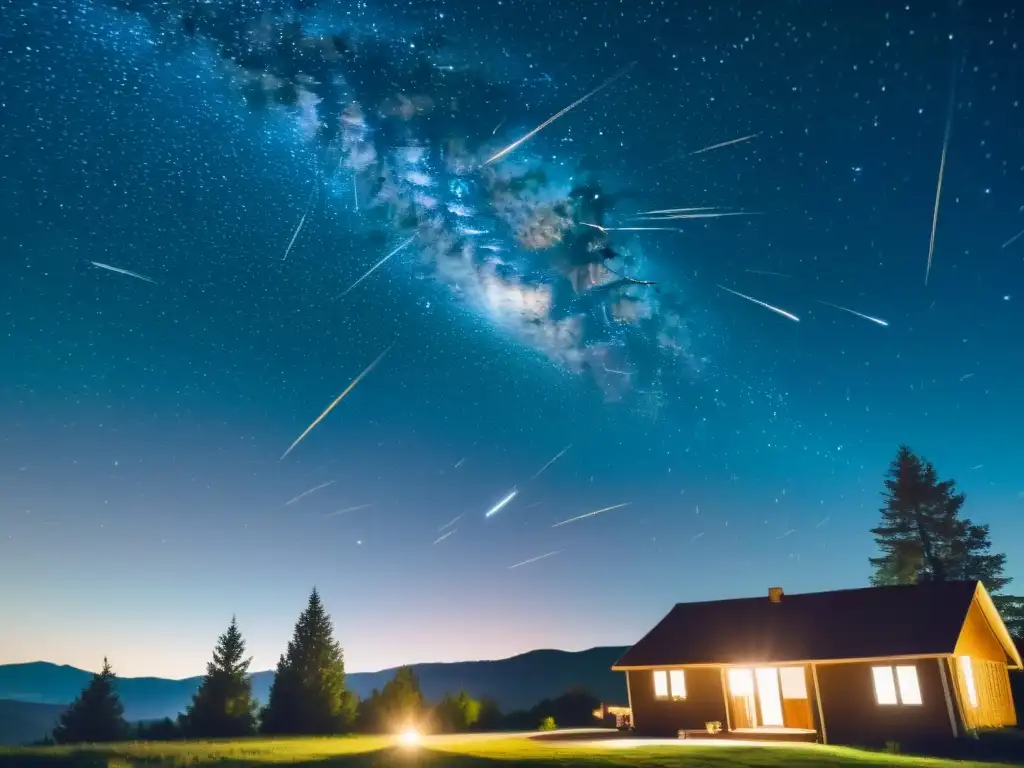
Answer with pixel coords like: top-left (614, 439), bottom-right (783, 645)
top-left (768, 587), bottom-right (784, 604)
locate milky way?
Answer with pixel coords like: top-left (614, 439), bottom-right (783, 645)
top-left (100, 0), bottom-right (706, 401)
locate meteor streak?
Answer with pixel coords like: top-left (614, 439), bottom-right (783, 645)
top-left (508, 549), bottom-right (563, 569)
top-left (716, 285), bottom-right (800, 323)
top-left (816, 300), bottom-right (889, 327)
top-left (433, 529), bottom-right (456, 545)
top-left (484, 62), bottom-right (635, 165)
top-left (631, 206), bottom-right (721, 216)
top-left (530, 445), bottom-right (571, 480)
top-left (337, 236), bottom-right (417, 299)
top-left (551, 502), bottom-right (631, 528)
top-left (280, 343), bottom-right (395, 461)
top-left (925, 61), bottom-right (958, 286)
top-left (283, 185), bottom-right (317, 261)
top-left (87, 260), bottom-right (156, 284)
top-left (581, 223), bottom-right (681, 233)
top-left (324, 504), bottom-right (372, 518)
top-left (1002, 228), bottom-right (1024, 250)
top-left (632, 211), bottom-right (761, 221)
top-left (285, 480), bottom-right (336, 506)
top-left (484, 489), bottom-right (518, 517)
top-left (438, 514), bottom-right (462, 532)
top-left (688, 132), bottom-right (761, 156)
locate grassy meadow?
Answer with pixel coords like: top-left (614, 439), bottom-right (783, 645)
top-left (0, 731), bottom-right (1018, 768)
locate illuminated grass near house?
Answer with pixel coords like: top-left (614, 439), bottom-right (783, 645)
top-left (0, 732), bottom-right (1006, 767)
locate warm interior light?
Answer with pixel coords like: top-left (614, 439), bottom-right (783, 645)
top-left (653, 669), bottom-right (669, 698)
top-left (872, 666), bottom-right (898, 705)
top-left (960, 656), bottom-right (979, 708)
top-left (669, 669), bottom-right (686, 699)
top-left (895, 665), bottom-right (922, 706)
top-left (398, 727), bottom-right (421, 746)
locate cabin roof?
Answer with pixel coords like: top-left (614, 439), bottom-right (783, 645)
top-left (614, 581), bottom-right (1021, 669)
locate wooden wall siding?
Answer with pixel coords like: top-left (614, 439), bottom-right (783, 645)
top-left (952, 656), bottom-right (1017, 730)
top-left (628, 668), bottom-right (727, 736)
top-left (955, 598), bottom-right (1011, 663)
top-left (816, 659), bottom-right (953, 746)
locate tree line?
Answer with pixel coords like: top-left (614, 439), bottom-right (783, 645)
top-left (49, 589), bottom-right (602, 744)
top-left (870, 445), bottom-right (1023, 637)
top-left (51, 443), bottom-right (1023, 744)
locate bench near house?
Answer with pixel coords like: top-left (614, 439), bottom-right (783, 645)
top-left (612, 581), bottom-right (1020, 747)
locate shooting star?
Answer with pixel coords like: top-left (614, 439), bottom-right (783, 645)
top-left (925, 61), bottom-right (958, 286)
top-left (438, 514), bottom-right (462, 532)
top-left (508, 549), bottom-right (563, 570)
top-left (283, 186), bottom-right (318, 261)
top-left (530, 445), bottom-right (571, 480)
top-left (959, 373), bottom-right (975, 382)
top-left (433, 529), bottom-right (456, 545)
top-left (745, 269), bottom-right (791, 278)
top-left (632, 206), bottom-right (722, 216)
top-left (691, 532), bottom-right (705, 541)
top-left (1002, 228), bottom-right (1024, 250)
top-left (717, 285), bottom-right (800, 323)
top-left (815, 516), bottom-right (830, 528)
top-left (816, 300), bottom-right (889, 327)
top-left (280, 343), bottom-right (395, 461)
top-left (285, 480), bottom-right (336, 506)
top-left (87, 261), bottom-right (156, 284)
top-left (484, 489), bottom-right (518, 517)
top-left (776, 529), bottom-right (797, 540)
top-left (324, 504), bottom-right (372, 518)
top-left (484, 62), bottom-right (635, 165)
top-left (337, 235), bottom-right (416, 299)
top-left (689, 132), bottom-right (761, 156)
top-left (581, 223), bottom-right (681, 233)
top-left (454, 457), bottom-right (466, 469)
top-left (551, 502), bottom-right (632, 528)
top-left (632, 211), bottom-right (761, 221)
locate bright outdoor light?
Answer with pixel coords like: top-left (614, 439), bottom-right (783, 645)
top-left (398, 727), bottom-right (421, 746)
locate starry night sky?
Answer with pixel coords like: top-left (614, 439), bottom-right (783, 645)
top-left (2, 1), bottom-right (1022, 679)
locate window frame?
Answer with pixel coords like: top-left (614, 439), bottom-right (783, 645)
top-left (652, 669), bottom-right (669, 699)
top-left (652, 669), bottom-right (687, 700)
top-left (871, 664), bottom-right (923, 707)
top-left (669, 669), bottom-right (687, 700)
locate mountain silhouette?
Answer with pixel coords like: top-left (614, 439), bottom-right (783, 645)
top-left (0, 646), bottom-right (628, 743)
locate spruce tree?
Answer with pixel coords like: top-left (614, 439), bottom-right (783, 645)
top-left (182, 616), bottom-right (258, 738)
top-left (261, 588), bottom-right (356, 734)
top-left (52, 658), bottom-right (128, 744)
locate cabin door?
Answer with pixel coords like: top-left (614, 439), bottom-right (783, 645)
top-left (755, 668), bottom-right (785, 726)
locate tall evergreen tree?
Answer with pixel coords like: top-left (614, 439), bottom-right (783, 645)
top-left (181, 616), bottom-right (258, 738)
top-left (870, 445), bottom-right (1022, 630)
top-left (52, 658), bottom-right (128, 744)
top-left (261, 588), bottom-right (356, 735)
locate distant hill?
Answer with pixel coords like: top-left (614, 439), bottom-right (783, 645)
top-left (0, 699), bottom-right (66, 746)
top-left (0, 646), bottom-right (628, 742)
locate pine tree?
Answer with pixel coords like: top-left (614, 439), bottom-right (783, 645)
top-left (870, 446), bottom-right (1020, 627)
top-left (182, 616), bottom-right (258, 738)
top-left (261, 588), bottom-right (356, 735)
top-left (52, 658), bottom-right (128, 744)
top-left (869, 446), bottom-right (940, 585)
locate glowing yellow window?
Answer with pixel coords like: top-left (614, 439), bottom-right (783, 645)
top-left (653, 670), bottom-right (669, 698)
top-left (960, 656), bottom-right (978, 708)
top-left (669, 670), bottom-right (686, 699)
top-left (872, 665), bottom-right (922, 706)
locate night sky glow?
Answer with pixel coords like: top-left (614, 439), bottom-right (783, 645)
top-left (1, 1), bottom-right (1023, 679)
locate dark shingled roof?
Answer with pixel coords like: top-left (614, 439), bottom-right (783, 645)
top-left (614, 581), bottom-right (981, 668)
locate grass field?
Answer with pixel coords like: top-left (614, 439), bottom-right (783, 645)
top-left (0, 730), bottom-right (1018, 768)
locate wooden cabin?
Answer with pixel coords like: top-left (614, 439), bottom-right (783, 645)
top-left (612, 581), bottom-right (1021, 747)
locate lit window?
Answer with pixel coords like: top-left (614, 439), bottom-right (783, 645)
top-left (960, 656), bottom-right (978, 708)
top-left (872, 666), bottom-right (898, 705)
top-left (669, 670), bottom-right (686, 699)
top-left (873, 665), bottom-right (922, 706)
top-left (895, 666), bottom-right (922, 705)
top-left (779, 667), bottom-right (808, 699)
top-left (728, 668), bottom-right (755, 696)
top-left (653, 670), bottom-right (669, 698)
